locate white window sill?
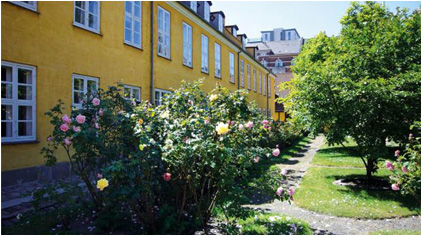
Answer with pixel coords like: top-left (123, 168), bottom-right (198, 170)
top-left (73, 23), bottom-right (101, 35)
top-left (124, 42), bottom-right (143, 50)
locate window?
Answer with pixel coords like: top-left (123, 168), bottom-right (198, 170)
top-left (253, 69), bottom-right (257, 92)
top-left (204, 2), bottom-right (210, 22)
top-left (262, 33), bottom-right (270, 42)
top-left (214, 43), bottom-right (221, 78)
top-left (262, 59), bottom-right (267, 68)
top-left (263, 74), bottom-right (266, 96)
top-left (275, 59), bottom-right (283, 67)
top-left (11, 1), bottom-right (37, 11)
top-left (201, 34), bottom-right (209, 73)
top-left (1, 61), bottom-right (36, 142)
top-left (268, 78), bottom-right (271, 97)
top-left (247, 64), bottom-right (251, 90)
top-left (123, 85), bottom-right (141, 102)
top-left (240, 60), bottom-right (244, 88)
top-left (268, 108), bottom-right (271, 117)
top-left (259, 72), bottom-right (262, 94)
top-left (229, 52), bottom-right (235, 83)
top-left (124, 1), bottom-right (142, 48)
top-left (154, 89), bottom-right (171, 106)
top-left (232, 28), bottom-right (237, 37)
top-left (72, 74), bottom-right (99, 109)
top-left (218, 15), bottom-right (223, 32)
top-left (287, 31), bottom-right (291, 40)
top-left (74, 1), bottom-right (100, 33)
top-left (182, 22), bottom-right (193, 67)
top-left (158, 6), bottom-right (170, 58)
top-left (263, 108), bottom-right (266, 116)
top-left (190, 1), bottom-right (197, 12)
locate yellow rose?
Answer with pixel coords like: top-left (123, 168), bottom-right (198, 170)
top-left (209, 94), bottom-right (218, 103)
top-left (97, 178), bottom-right (109, 191)
top-left (138, 119), bottom-right (144, 125)
top-left (139, 144), bottom-right (145, 151)
top-left (216, 122), bottom-right (230, 135)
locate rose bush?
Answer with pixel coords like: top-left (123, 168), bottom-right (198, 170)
top-left (387, 122), bottom-right (421, 201)
top-left (42, 80), bottom-right (296, 234)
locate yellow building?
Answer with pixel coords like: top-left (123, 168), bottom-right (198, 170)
top-left (1, 1), bottom-right (275, 186)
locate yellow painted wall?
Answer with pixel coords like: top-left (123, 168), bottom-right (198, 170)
top-left (1, 1), bottom-right (274, 171)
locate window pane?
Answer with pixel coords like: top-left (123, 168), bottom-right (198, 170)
top-left (88, 14), bottom-right (98, 29)
top-left (1, 122), bottom-right (13, 137)
top-left (75, 8), bottom-right (85, 25)
top-left (89, 1), bottom-right (98, 15)
top-left (74, 78), bottom-right (83, 91)
top-left (18, 68), bottom-right (32, 84)
top-left (134, 21), bottom-right (140, 33)
top-left (18, 122), bottom-right (32, 136)
top-left (87, 80), bottom-right (97, 93)
top-left (2, 66), bottom-right (12, 82)
top-left (18, 85), bottom-right (32, 100)
top-left (134, 32), bottom-right (140, 45)
top-left (1, 83), bottom-right (13, 99)
top-left (133, 89), bottom-right (140, 101)
top-left (75, 1), bottom-right (85, 8)
top-left (18, 105), bottom-right (32, 120)
top-left (1, 105), bottom-right (13, 120)
top-left (74, 91), bottom-right (84, 104)
top-left (124, 88), bottom-right (131, 99)
top-left (134, 2), bottom-right (141, 18)
top-left (125, 15), bottom-right (132, 29)
top-left (125, 1), bottom-right (132, 13)
top-left (125, 28), bottom-right (132, 42)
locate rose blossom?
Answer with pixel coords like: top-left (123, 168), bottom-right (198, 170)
top-left (385, 161), bottom-right (394, 171)
top-left (281, 169), bottom-right (287, 176)
top-left (239, 124), bottom-right (244, 130)
top-left (272, 148), bottom-right (280, 157)
top-left (47, 136), bottom-right (53, 142)
top-left (262, 120), bottom-right (269, 125)
top-left (246, 121), bottom-right (253, 129)
top-left (275, 187), bottom-right (283, 195)
top-left (92, 98), bottom-right (100, 106)
top-left (409, 133), bottom-right (413, 141)
top-left (73, 126), bottom-right (81, 132)
top-left (204, 118), bottom-right (210, 125)
top-left (402, 165), bottom-right (408, 173)
top-left (95, 123), bottom-right (99, 129)
top-left (62, 114), bottom-right (71, 124)
top-left (163, 173), bottom-right (171, 181)
top-left (97, 173), bottom-right (103, 179)
top-left (60, 124), bottom-right (69, 132)
top-left (188, 100), bottom-right (194, 106)
top-left (391, 184), bottom-right (400, 191)
top-left (288, 187), bottom-right (295, 196)
top-left (254, 156), bottom-right (260, 163)
top-left (98, 109), bottom-right (104, 116)
top-left (64, 137), bottom-right (72, 146)
top-left (394, 150), bottom-right (400, 157)
top-left (76, 114), bottom-right (86, 124)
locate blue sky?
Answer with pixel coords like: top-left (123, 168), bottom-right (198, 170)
top-left (211, 1), bottom-right (421, 39)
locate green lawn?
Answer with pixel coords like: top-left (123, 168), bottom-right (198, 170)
top-left (368, 229), bottom-right (421, 235)
top-left (294, 167), bottom-right (420, 219)
top-left (311, 139), bottom-right (366, 167)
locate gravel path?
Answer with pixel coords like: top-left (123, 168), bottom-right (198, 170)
top-left (245, 135), bottom-right (421, 235)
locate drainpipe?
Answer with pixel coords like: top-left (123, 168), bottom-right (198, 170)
top-left (266, 72), bottom-right (270, 119)
top-left (237, 51), bottom-right (241, 90)
top-left (149, 2), bottom-right (154, 103)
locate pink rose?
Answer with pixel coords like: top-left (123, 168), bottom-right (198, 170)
top-left (163, 173), bottom-right (171, 181)
top-left (394, 150), bottom-right (400, 157)
top-left (47, 136), bottom-right (53, 142)
top-left (98, 109), bottom-right (104, 116)
top-left (246, 121), bottom-right (253, 129)
top-left (272, 148), bottom-right (280, 157)
top-left (92, 98), bottom-right (100, 106)
top-left (60, 124), bottom-right (69, 132)
top-left (76, 114), bottom-right (86, 124)
top-left (262, 120), bottom-right (269, 125)
top-left (239, 124), bottom-right (244, 130)
top-left (402, 165), bottom-right (408, 173)
top-left (409, 133), bottom-right (413, 141)
top-left (62, 114), bottom-right (71, 124)
top-left (276, 144), bottom-right (279, 148)
top-left (276, 186), bottom-right (283, 195)
top-left (73, 126), bottom-right (81, 132)
top-left (254, 156), bottom-right (260, 163)
top-left (391, 184), bottom-right (400, 191)
top-left (263, 125), bottom-right (269, 129)
top-left (97, 173), bottom-right (103, 179)
top-left (95, 123), bottom-right (99, 129)
top-left (385, 161), bottom-right (394, 171)
top-left (64, 137), bottom-right (72, 146)
top-left (281, 169), bottom-right (287, 176)
top-left (288, 187), bottom-right (295, 196)
top-left (204, 118), bottom-right (210, 125)
top-left (188, 100), bottom-right (193, 106)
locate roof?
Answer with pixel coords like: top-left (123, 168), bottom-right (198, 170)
top-left (246, 40), bottom-right (303, 55)
top-left (210, 11), bottom-right (225, 18)
top-left (225, 25), bottom-right (239, 30)
top-left (207, 1), bottom-right (213, 6)
top-left (237, 33), bottom-right (247, 38)
top-left (282, 28), bottom-right (301, 38)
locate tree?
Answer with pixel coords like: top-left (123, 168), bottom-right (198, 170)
top-left (281, 2), bottom-right (421, 181)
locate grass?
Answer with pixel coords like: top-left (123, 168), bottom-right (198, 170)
top-left (368, 229), bottom-right (421, 235)
top-left (294, 167), bottom-right (421, 219)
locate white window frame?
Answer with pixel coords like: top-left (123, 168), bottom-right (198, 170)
top-left (1, 61), bottom-right (36, 142)
top-left (154, 88), bottom-right (172, 106)
top-left (229, 52), bottom-right (235, 83)
top-left (247, 64), bottom-right (251, 90)
top-left (275, 59), bottom-right (283, 67)
top-left (253, 69), bottom-right (257, 92)
top-left (182, 22), bottom-right (193, 67)
top-left (73, 1), bottom-right (101, 34)
top-left (204, 2), bottom-right (210, 22)
top-left (10, 1), bottom-right (37, 11)
top-left (232, 28), bottom-right (237, 37)
top-left (268, 77), bottom-right (271, 98)
top-left (214, 43), bottom-right (221, 78)
top-left (158, 6), bottom-right (171, 58)
top-left (123, 85), bottom-right (141, 102)
top-left (218, 14), bottom-right (223, 32)
top-left (240, 60), bottom-right (244, 88)
top-left (259, 72), bottom-right (262, 94)
top-left (72, 74), bottom-right (99, 109)
top-left (201, 34), bottom-right (209, 73)
top-left (124, 1), bottom-right (142, 49)
top-left (263, 74), bottom-right (266, 96)
top-left (190, 1), bottom-right (197, 12)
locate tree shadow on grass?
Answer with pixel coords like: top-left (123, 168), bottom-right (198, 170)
top-left (329, 174), bottom-right (421, 213)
